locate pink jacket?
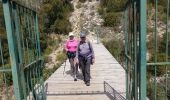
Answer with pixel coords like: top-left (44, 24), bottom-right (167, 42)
top-left (65, 39), bottom-right (78, 52)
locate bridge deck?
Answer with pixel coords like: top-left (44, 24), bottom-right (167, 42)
top-left (45, 43), bottom-right (126, 100)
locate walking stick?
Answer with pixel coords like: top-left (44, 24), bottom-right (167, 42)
top-left (63, 60), bottom-right (67, 76)
top-left (62, 44), bottom-right (67, 76)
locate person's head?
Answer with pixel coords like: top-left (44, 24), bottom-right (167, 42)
top-left (69, 32), bottom-right (74, 40)
top-left (80, 32), bottom-right (86, 42)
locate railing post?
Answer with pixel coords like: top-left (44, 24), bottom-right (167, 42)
top-left (2, 0), bottom-right (22, 99)
top-left (139, 0), bottom-right (147, 100)
top-left (124, 8), bottom-right (129, 100)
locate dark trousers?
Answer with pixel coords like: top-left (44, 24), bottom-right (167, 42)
top-left (69, 58), bottom-right (74, 71)
top-left (79, 57), bottom-right (91, 82)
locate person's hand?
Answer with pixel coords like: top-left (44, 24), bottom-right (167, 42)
top-left (92, 58), bottom-right (95, 64)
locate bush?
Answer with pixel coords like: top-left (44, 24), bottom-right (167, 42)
top-left (56, 52), bottom-right (67, 62)
top-left (79, 0), bottom-right (86, 3)
top-left (103, 38), bottom-right (124, 62)
top-left (43, 68), bottom-right (54, 80)
top-left (76, 3), bottom-right (82, 9)
top-left (44, 47), bottom-right (52, 56)
top-left (51, 19), bottom-right (72, 34)
top-left (99, 0), bottom-right (125, 27)
top-left (100, 0), bottom-right (127, 12)
top-left (147, 81), bottom-right (168, 100)
top-left (104, 12), bottom-right (121, 27)
top-left (43, 52), bottom-right (67, 80)
top-left (147, 52), bottom-right (170, 76)
top-left (0, 64), bottom-right (12, 86)
top-left (98, 7), bottom-right (104, 15)
top-left (39, 0), bottom-right (74, 34)
top-left (147, 75), bottom-right (170, 100)
top-left (40, 33), bottom-right (47, 52)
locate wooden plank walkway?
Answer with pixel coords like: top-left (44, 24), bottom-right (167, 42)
top-left (45, 42), bottom-right (126, 100)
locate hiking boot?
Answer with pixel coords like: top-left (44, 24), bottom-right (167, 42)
top-left (86, 82), bottom-right (90, 86)
top-left (74, 78), bottom-right (77, 81)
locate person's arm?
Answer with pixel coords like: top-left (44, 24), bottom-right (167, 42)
top-left (89, 42), bottom-right (95, 59)
top-left (89, 42), bottom-right (95, 64)
top-left (76, 41), bottom-right (80, 63)
top-left (65, 40), bottom-right (69, 52)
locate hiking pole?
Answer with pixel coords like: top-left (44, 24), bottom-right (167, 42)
top-left (63, 60), bottom-right (67, 76)
top-left (62, 44), bottom-right (67, 76)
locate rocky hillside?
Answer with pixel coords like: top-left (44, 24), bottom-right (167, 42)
top-left (69, 0), bottom-right (103, 40)
top-left (44, 0), bottom-right (103, 68)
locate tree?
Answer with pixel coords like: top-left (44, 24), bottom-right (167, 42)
top-left (39, 0), bottom-right (73, 34)
top-left (104, 12), bottom-right (121, 27)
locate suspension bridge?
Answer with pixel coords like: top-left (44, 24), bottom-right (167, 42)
top-left (1, 0), bottom-right (170, 100)
top-left (45, 42), bottom-right (126, 100)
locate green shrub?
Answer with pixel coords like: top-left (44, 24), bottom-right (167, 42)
top-left (76, 3), bottom-right (82, 9)
top-left (40, 33), bottom-right (47, 52)
top-left (0, 64), bottom-right (12, 85)
top-left (0, 73), bottom-right (3, 87)
top-left (57, 35), bottom-right (62, 43)
top-left (98, 7), bottom-right (104, 15)
top-left (44, 47), bottom-right (52, 56)
top-left (39, 0), bottom-right (74, 34)
top-left (56, 52), bottom-right (67, 62)
top-left (43, 68), bottom-right (54, 80)
top-left (104, 12), bottom-right (121, 27)
top-left (43, 52), bottom-right (67, 80)
top-left (79, 0), bottom-right (86, 3)
top-left (51, 19), bottom-right (72, 34)
top-left (147, 81), bottom-right (168, 100)
top-left (148, 52), bottom-right (170, 76)
top-left (46, 35), bottom-right (60, 51)
top-left (103, 38), bottom-right (124, 62)
top-left (99, 0), bottom-right (127, 27)
top-left (100, 0), bottom-right (127, 12)
top-left (43, 55), bottom-right (50, 63)
top-left (147, 76), bottom-right (170, 100)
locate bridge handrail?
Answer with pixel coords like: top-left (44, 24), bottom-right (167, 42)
top-left (1, 0), bottom-right (44, 11)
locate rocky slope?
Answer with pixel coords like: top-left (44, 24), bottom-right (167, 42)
top-left (45, 0), bottom-right (104, 68)
top-left (69, 0), bottom-right (103, 41)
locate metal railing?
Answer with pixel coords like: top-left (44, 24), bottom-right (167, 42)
top-left (0, 39), bottom-right (12, 100)
top-left (124, 0), bottom-right (147, 100)
top-left (0, 0), bottom-right (45, 99)
top-left (104, 81), bottom-right (126, 100)
top-left (146, 0), bottom-right (170, 100)
top-left (11, 0), bottom-right (44, 11)
top-left (124, 0), bottom-right (170, 100)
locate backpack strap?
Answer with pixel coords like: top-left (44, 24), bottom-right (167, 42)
top-left (88, 41), bottom-right (92, 52)
top-left (78, 41), bottom-right (91, 52)
top-left (78, 41), bottom-right (81, 52)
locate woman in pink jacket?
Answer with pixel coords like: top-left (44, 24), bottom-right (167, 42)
top-left (65, 32), bottom-right (78, 81)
